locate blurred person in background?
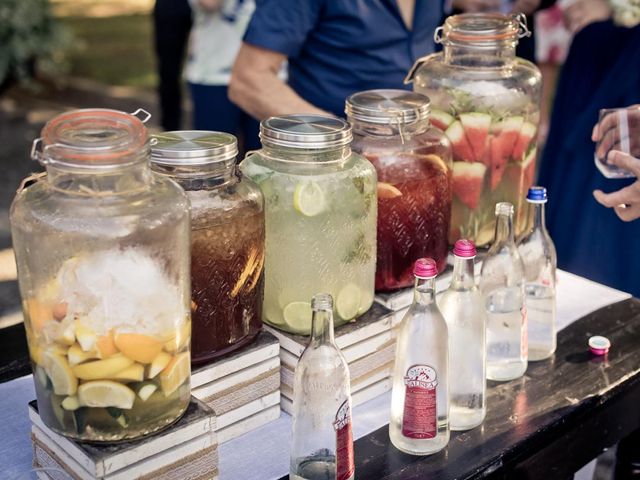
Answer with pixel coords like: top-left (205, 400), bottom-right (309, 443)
top-left (153, 0), bottom-right (192, 130)
top-left (229, 1), bottom-right (444, 122)
top-left (186, 0), bottom-right (261, 151)
top-left (537, 0), bottom-right (640, 297)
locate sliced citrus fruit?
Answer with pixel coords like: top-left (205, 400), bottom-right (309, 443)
top-left (67, 344), bottom-right (99, 366)
top-left (75, 323), bottom-right (97, 352)
top-left (72, 355), bottom-right (133, 380)
top-left (61, 396), bottom-right (80, 411)
top-left (26, 299), bottom-right (52, 334)
top-left (111, 363), bottom-right (144, 382)
top-left (114, 333), bottom-right (163, 364)
top-left (137, 383), bottom-right (158, 402)
top-left (162, 321), bottom-right (191, 353)
top-left (57, 323), bottom-right (76, 346)
top-left (78, 381), bottom-right (135, 409)
top-left (159, 352), bottom-right (190, 396)
top-left (43, 351), bottom-right (78, 396)
top-left (293, 181), bottom-right (327, 216)
top-left (283, 301), bottom-right (313, 332)
top-left (377, 182), bottom-right (403, 199)
top-left (96, 330), bottom-right (118, 358)
top-left (336, 283), bottom-right (362, 320)
top-left (148, 351), bottom-right (172, 379)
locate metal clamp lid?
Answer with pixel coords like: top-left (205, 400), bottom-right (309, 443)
top-left (150, 131), bottom-right (238, 166)
top-left (345, 89), bottom-right (430, 125)
top-left (259, 114), bottom-right (352, 150)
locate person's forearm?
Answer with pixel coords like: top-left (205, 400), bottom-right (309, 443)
top-left (229, 67), bottom-right (327, 120)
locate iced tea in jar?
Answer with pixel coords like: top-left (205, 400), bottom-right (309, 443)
top-left (407, 13), bottom-right (542, 246)
top-left (150, 131), bottom-right (264, 365)
top-left (240, 115), bottom-right (377, 335)
top-left (11, 109), bottom-right (191, 441)
top-left (346, 90), bottom-right (452, 290)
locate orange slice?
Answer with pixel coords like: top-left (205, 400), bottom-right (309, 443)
top-left (377, 182), bottom-right (403, 199)
top-left (114, 333), bottom-right (163, 364)
top-left (96, 330), bottom-right (118, 358)
top-left (159, 352), bottom-right (190, 396)
top-left (26, 299), bottom-right (53, 334)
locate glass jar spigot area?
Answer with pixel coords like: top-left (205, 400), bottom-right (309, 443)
top-left (408, 13), bottom-right (542, 246)
top-left (241, 115), bottom-right (377, 335)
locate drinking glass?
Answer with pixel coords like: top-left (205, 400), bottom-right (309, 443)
top-left (594, 106), bottom-right (640, 179)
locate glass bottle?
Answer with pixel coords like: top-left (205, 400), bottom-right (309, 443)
top-left (150, 131), bottom-right (264, 365)
top-left (389, 259), bottom-right (449, 455)
top-left (438, 240), bottom-right (486, 430)
top-left (517, 186), bottom-right (557, 361)
top-left (407, 13), bottom-right (542, 246)
top-left (346, 89), bottom-right (452, 289)
top-left (241, 115), bottom-right (377, 335)
top-left (290, 293), bottom-right (354, 480)
top-left (11, 108), bottom-right (191, 441)
top-left (480, 202), bottom-right (527, 381)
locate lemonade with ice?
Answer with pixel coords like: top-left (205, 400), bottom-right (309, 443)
top-left (240, 115), bottom-right (377, 335)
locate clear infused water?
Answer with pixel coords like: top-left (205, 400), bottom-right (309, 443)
top-left (525, 284), bottom-right (556, 361)
top-left (291, 452), bottom-right (341, 480)
top-left (486, 286), bottom-right (527, 381)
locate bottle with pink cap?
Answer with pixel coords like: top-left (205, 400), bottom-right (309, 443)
top-left (439, 240), bottom-right (486, 430)
top-left (389, 258), bottom-right (449, 455)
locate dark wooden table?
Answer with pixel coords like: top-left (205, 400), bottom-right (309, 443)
top-left (2, 299), bottom-right (639, 479)
top-left (280, 298), bottom-right (640, 480)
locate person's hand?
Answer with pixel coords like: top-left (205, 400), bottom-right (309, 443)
top-left (452, 0), bottom-right (501, 12)
top-left (198, 0), bottom-right (222, 11)
top-left (593, 151), bottom-right (640, 221)
top-left (511, 0), bottom-right (541, 15)
top-left (592, 105), bottom-right (640, 159)
top-left (563, 0), bottom-right (611, 34)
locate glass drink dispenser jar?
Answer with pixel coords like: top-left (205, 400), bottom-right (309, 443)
top-left (240, 115), bottom-right (377, 335)
top-left (150, 131), bottom-right (264, 365)
top-left (346, 89), bottom-right (452, 290)
top-left (407, 13), bottom-right (542, 246)
top-left (11, 109), bottom-right (192, 441)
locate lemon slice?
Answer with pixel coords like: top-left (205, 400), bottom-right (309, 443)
top-left (283, 302), bottom-right (313, 333)
top-left (137, 383), bottom-right (158, 402)
top-left (114, 333), bottom-right (163, 364)
top-left (159, 352), bottom-right (190, 396)
top-left (111, 363), bottom-right (145, 382)
top-left (43, 351), bottom-right (78, 396)
top-left (293, 181), bottom-right (326, 216)
top-left (336, 284), bottom-right (362, 320)
top-left (148, 351), bottom-right (172, 379)
top-left (78, 381), bottom-right (136, 409)
top-left (67, 344), bottom-right (99, 366)
top-left (61, 396), bottom-right (80, 411)
top-left (72, 355), bottom-right (133, 380)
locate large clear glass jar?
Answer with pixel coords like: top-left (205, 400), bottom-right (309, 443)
top-left (407, 13), bottom-right (542, 246)
top-left (150, 131), bottom-right (264, 365)
top-left (10, 109), bottom-right (191, 442)
top-left (240, 115), bottom-right (377, 335)
top-left (346, 90), bottom-right (452, 290)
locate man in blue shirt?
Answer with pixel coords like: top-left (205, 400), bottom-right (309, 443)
top-left (229, 0), bottom-right (444, 120)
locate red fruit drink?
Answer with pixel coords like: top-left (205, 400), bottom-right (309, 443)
top-left (366, 151), bottom-right (452, 291)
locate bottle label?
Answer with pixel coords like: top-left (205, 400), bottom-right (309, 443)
top-left (521, 305), bottom-right (528, 359)
top-left (402, 364), bottom-right (438, 439)
top-left (334, 399), bottom-right (355, 480)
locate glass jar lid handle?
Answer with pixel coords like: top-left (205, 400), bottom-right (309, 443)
top-left (129, 108), bottom-right (152, 123)
top-left (433, 26), bottom-right (444, 45)
top-left (514, 12), bottom-right (531, 38)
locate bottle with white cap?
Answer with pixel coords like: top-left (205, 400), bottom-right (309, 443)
top-left (389, 258), bottom-right (449, 455)
top-left (518, 186), bottom-right (557, 361)
top-left (480, 202), bottom-right (527, 381)
top-left (439, 239), bottom-right (486, 430)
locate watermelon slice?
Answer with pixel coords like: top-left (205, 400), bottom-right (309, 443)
top-left (460, 112), bottom-right (491, 163)
top-left (489, 136), bottom-right (508, 191)
top-left (445, 121), bottom-right (475, 162)
top-left (512, 122), bottom-right (536, 161)
top-left (452, 161), bottom-right (487, 210)
top-left (430, 109), bottom-right (455, 131)
top-left (493, 116), bottom-right (524, 160)
top-left (504, 148), bottom-right (537, 194)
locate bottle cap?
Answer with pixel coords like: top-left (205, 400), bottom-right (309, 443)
top-left (453, 239), bottom-right (476, 258)
top-left (588, 336), bottom-right (611, 356)
top-left (527, 186), bottom-right (548, 203)
top-left (413, 258), bottom-right (438, 278)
